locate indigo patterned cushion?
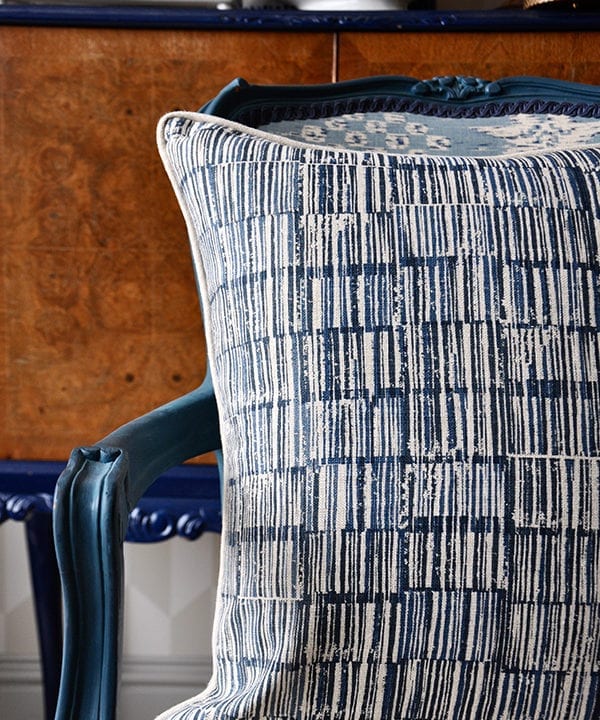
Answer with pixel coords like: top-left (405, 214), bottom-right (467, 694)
top-left (157, 111), bottom-right (600, 720)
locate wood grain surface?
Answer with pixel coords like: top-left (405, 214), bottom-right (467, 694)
top-left (337, 32), bottom-right (600, 84)
top-left (0, 26), bottom-right (333, 460)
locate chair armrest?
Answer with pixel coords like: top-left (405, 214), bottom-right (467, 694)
top-left (98, 380), bottom-right (221, 504)
top-left (53, 381), bottom-right (220, 720)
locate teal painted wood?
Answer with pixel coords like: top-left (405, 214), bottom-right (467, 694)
top-left (0, 460), bottom-right (220, 720)
top-left (53, 383), bottom-right (220, 720)
top-left (202, 74), bottom-right (600, 120)
top-left (53, 75), bottom-right (600, 720)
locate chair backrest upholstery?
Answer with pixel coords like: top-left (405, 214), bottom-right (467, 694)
top-left (154, 75), bottom-right (600, 720)
top-left (203, 74), bottom-right (600, 151)
top-left (256, 106), bottom-right (600, 155)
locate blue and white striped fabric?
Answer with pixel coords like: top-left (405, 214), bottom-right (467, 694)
top-left (157, 111), bottom-right (600, 720)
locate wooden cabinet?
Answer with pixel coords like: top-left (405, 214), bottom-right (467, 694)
top-left (337, 31), bottom-right (600, 83)
top-left (0, 26), bottom-right (333, 460)
top-left (0, 17), bottom-right (599, 461)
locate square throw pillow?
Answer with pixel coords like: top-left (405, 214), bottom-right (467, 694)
top-left (157, 110), bottom-right (600, 720)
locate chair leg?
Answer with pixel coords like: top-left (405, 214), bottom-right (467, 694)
top-left (53, 447), bottom-right (129, 720)
top-left (25, 512), bottom-right (63, 720)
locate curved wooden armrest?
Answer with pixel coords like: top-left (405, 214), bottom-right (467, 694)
top-left (98, 381), bottom-right (221, 504)
top-left (53, 381), bottom-right (220, 720)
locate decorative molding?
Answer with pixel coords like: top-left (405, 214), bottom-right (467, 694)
top-left (0, 490), bottom-right (222, 542)
top-left (120, 655), bottom-right (212, 688)
top-left (410, 75), bottom-right (502, 101)
top-left (0, 492), bottom-right (53, 522)
top-left (0, 7), bottom-right (599, 32)
top-left (0, 655), bottom-right (213, 720)
top-left (0, 656), bottom-right (43, 685)
top-left (127, 500), bottom-right (221, 542)
top-left (0, 654), bottom-right (212, 686)
top-left (0, 459), bottom-right (221, 542)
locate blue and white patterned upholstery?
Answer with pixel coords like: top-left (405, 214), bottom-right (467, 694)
top-left (156, 106), bottom-right (600, 719)
top-left (261, 111), bottom-right (600, 156)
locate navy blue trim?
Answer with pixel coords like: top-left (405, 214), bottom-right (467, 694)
top-left (0, 459), bottom-right (222, 539)
top-left (0, 7), bottom-right (599, 32)
top-left (0, 459), bottom-right (65, 494)
top-left (235, 96), bottom-right (600, 126)
top-left (0, 458), bottom-right (219, 496)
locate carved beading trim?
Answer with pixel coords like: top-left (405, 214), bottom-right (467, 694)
top-left (126, 501), bottom-right (222, 542)
top-left (0, 492), bottom-right (53, 522)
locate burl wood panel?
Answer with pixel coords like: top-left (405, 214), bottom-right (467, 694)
top-left (0, 26), bottom-right (333, 460)
top-left (337, 32), bottom-right (600, 84)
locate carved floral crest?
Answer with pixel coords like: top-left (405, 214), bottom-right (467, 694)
top-left (411, 75), bottom-right (502, 101)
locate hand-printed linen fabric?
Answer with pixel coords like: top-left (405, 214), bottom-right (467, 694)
top-left (260, 111), bottom-right (600, 157)
top-left (157, 112), bottom-right (600, 720)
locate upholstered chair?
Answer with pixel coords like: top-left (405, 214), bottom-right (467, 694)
top-left (54, 75), bottom-right (600, 720)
